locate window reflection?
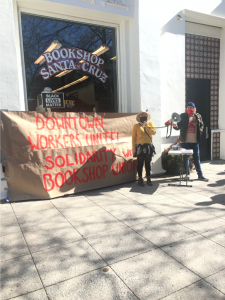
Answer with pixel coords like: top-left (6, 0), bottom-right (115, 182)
top-left (21, 14), bottom-right (118, 112)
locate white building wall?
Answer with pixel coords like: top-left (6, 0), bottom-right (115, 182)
top-left (0, 0), bottom-right (22, 199)
top-left (138, 0), bottom-right (225, 165)
top-left (0, 0), bottom-right (21, 111)
top-left (129, 0), bottom-right (140, 113)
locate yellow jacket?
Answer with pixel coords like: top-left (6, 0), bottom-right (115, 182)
top-left (132, 122), bottom-right (156, 149)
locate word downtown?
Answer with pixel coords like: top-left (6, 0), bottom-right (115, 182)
top-left (39, 48), bottom-right (108, 83)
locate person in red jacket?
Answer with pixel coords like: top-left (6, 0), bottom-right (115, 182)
top-left (172, 102), bottom-right (208, 181)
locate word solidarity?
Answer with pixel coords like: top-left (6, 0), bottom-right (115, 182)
top-left (39, 47), bottom-right (108, 83)
top-left (44, 150), bottom-right (117, 169)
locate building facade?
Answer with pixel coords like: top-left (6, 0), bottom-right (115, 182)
top-left (1, 0), bottom-right (225, 199)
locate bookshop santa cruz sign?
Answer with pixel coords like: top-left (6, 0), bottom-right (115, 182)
top-left (39, 48), bottom-right (108, 83)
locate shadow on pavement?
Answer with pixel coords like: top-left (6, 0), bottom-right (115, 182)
top-left (207, 179), bottom-right (225, 187)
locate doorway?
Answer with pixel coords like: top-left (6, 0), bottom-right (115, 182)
top-left (186, 79), bottom-right (211, 161)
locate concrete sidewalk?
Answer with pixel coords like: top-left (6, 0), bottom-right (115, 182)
top-left (0, 160), bottom-right (225, 300)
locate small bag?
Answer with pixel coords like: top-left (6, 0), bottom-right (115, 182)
top-left (133, 150), bottom-right (137, 158)
top-left (150, 143), bottom-right (156, 155)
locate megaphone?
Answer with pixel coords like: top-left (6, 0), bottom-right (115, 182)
top-left (164, 112), bottom-right (181, 138)
top-left (165, 112), bottom-right (181, 126)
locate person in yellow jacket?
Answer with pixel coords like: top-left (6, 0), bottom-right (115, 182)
top-left (132, 111), bottom-right (156, 186)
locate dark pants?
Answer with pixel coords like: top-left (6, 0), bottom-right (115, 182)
top-left (180, 142), bottom-right (203, 177)
top-left (137, 154), bottom-right (151, 178)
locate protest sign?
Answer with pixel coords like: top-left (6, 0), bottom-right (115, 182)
top-left (1, 112), bottom-right (137, 201)
top-left (42, 92), bottom-right (64, 108)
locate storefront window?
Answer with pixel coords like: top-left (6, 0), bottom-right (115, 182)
top-left (21, 13), bottom-right (118, 112)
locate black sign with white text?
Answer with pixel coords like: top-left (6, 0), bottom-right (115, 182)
top-left (42, 92), bottom-right (64, 108)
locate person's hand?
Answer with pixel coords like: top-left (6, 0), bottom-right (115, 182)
top-left (172, 122), bottom-right (177, 127)
top-left (132, 149), bottom-right (136, 156)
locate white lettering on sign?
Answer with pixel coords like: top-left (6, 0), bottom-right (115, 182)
top-left (46, 98), bottom-right (60, 103)
top-left (39, 48), bottom-right (108, 83)
top-left (42, 92), bottom-right (64, 108)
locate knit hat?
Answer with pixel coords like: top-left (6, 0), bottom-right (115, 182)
top-left (186, 102), bottom-right (195, 108)
top-left (136, 111), bottom-right (151, 122)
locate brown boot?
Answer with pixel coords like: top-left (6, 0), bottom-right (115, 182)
top-left (138, 178), bottom-right (145, 186)
top-left (147, 177), bottom-right (153, 186)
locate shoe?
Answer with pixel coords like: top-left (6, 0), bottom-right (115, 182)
top-left (138, 178), bottom-right (145, 186)
top-left (183, 175), bottom-right (190, 181)
top-left (147, 177), bottom-right (153, 186)
top-left (198, 175), bottom-right (209, 181)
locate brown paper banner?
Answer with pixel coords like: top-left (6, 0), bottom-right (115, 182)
top-left (1, 112), bottom-right (138, 201)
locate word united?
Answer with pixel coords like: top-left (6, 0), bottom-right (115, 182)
top-left (39, 48), bottom-right (108, 83)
